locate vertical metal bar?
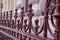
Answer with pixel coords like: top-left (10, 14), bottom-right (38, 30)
top-left (6, 11), bottom-right (9, 40)
top-left (1, 13), bottom-right (2, 25)
top-left (53, 0), bottom-right (60, 40)
top-left (14, 9), bottom-right (18, 37)
top-left (34, 19), bottom-right (39, 40)
top-left (27, 4), bottom-right (34, 40)
top-left (10, 10), bottom-right (12, 28)
top-left (17, 20), bottom-right (20, 39)
top-left (3, 12), bottom-right (5, 26)
top-left (6, 11), bottom-right (8, 26)
top-left (23, 19), bottom-right (27, 40)
top-left (43, 0), bottom-right (51, 38)
top-left (20, 7), bottom-right (24, 40)
top-left (10, 10), bottom-right (13, 37)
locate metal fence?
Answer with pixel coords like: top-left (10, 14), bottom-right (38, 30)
top-left (0, 0), bottom-right (60, 40)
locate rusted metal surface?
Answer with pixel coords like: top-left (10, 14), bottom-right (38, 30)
top-left (0, 0), bottom-right (60, 40)
top-left (0, 25), bottom-right (53, 40)
top-left (0, 30), bottom-right (19, 40)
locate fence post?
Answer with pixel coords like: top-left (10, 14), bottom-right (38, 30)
top-left (1, 13), bottom-right (2, 25)
top-left (14, 9), bottom-right (18, 37)
top-left (33, 19), bottom-right (39, 40)
top-left (20, 7), bottom-right (25, 40)
top-left (53, 0), bottom-right (60, 40)
top-left (27, 4), bottom-right (34, 40)
top-left (11, 19), bottom-right (15, 36)
top-left (6, 11), bottom-right (8, 26)
top-left (10, 10), bottom-right (12, 28)
top-left (6, 11), bottom-right (8, 20)
top-left (9, 10), bottom-right (13, 37)
top-left (43, 0), bottom-right (50, 38)
top-left (14, 9), bottom-right (18, 29)
top-left (17, 19), bottom-right (20, 38)
top-left (3, 12), bottom-right (5, 26)
top-left (23, 19), bottom-right (27, 40)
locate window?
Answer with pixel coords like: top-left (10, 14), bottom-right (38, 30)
top-left (1, 3), bottom-right (3, 13)
top-left (1, 3), bottom-right (3, 8)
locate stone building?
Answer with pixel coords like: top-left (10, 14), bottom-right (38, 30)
top-left (0, 0), bottom-right (2, 13)
top-left (0, 0), bottom-right (47, 15)
top-left (0, 0), bottom-right (54, 13)
top-left (0, 0), bottom-right (16, 12)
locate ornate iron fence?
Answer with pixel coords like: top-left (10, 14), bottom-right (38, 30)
top-left (0, 0), bottom-right (60, 40)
